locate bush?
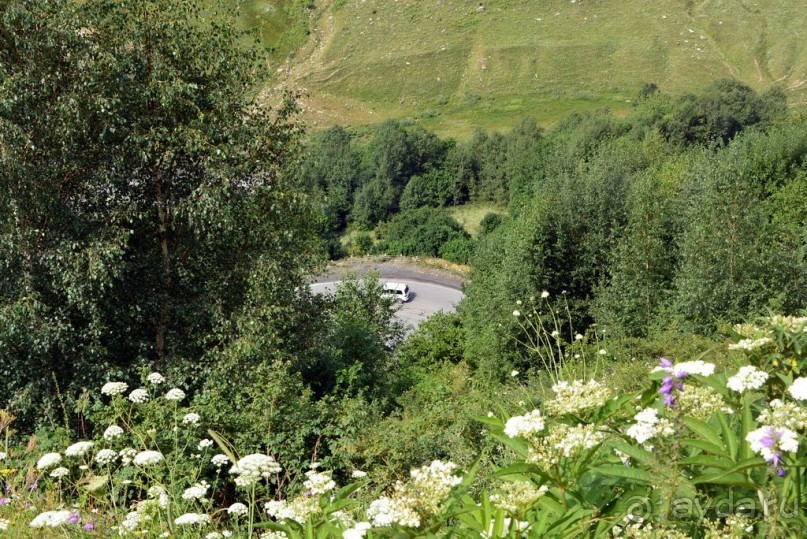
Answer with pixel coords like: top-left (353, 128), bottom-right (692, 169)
top-left (439, 236), bottom-right (476, 265)
top-left (378, 207), bottom-right (471, 259)
top-left (478, 212), bottom-right (504, 236)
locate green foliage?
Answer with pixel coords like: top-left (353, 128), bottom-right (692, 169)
top-left (378, 208), bottom-right (471, 259)
top-left (0, 0), bottom-right (320, 428)
top-left (350, 177), bottom-right (397, 229)
top-left (439, 236), bottom-right (476, 265)
top-left (398, 168), bottom-right (465, 211)
top-left (478, 212), bottom-right (504, 236)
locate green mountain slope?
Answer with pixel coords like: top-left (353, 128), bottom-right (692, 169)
top-left (254, 0), bottom-right (807, 138)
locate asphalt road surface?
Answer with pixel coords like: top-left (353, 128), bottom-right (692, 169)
top-left (310, 278), bottom-right (465, 330)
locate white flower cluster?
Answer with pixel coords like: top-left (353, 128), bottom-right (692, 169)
top-left (119, 448), bottom-right (137, 465)
top-left (129, 388), bottom-right (149, 403)
top-left (182, 480), bottom-right (210, 501)
top-left (65, 441), bottom-right (94, 457)
top-left (182, 412), bottom-right (201, 425)
top-left (101, 381), bottom-right (128, 396)
top-left (653, 360), bottom-right (715, 378)
top-left (503, 410), bottom-right (545, 441)
top-left (29, 510), bottom-right (73, 528)
top-left (148, 486), bottom-right (169, 508)
top-left (265, 497), bottom-right (319, 525)
top-left (367, 496), bottom-right (421, 528)
top-left (545, 379), bottom-right (613, 416)
top-left (677, 386), bottom-right (733, 420)
top-left (304, 470), bottom-right (336, 495)
top-left (230, 453), bottom-right (282, 486)
top-left (727, 366), bottom-right (769, 393)
top-left (147, 372), bottom-right (165, 384)
top-left (227, 503), bottom-right (248, 516)
top-left (103, 425), bottom-right (124, 440)
top-left (36, 452), bottom-right (62, 470)
top-left (366, 460), bottom-right (462, 528)
top-left (133, 450), bottom-right (164, 466)
top-left (757, 399), bottom-right (807, 431)
top-left (343, 522), bottom-right (372, 539)
top-left (728, 337), bottom-right (772, 351)
top-left (626, 408), bottom-right (674, 449)
top-left (746, 425), bottom-right (799, 462)
top-left (211, 454), bottom-right (230, 468)
top-left (198, 439), bottom-right (214, 450)
top-left (175, 513), bottom-right (211, 526)
top-left (165, 388), bottom-right (186, 401)
top-left (554, 424), bottom-right (606, 458)
top-left (489, 482), bottom-right (548, 515)
top-left (49, 467), bottom-right (69, 478)
top-left (788, 378), bottom-right (807, 401)
top-left (0, 519), bottom-right (7, 531)
top-left (121, 510), bottom-right (143, 531)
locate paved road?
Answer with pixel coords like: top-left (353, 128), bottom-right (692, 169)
top-left (310, 278), bottom-right (464, 330)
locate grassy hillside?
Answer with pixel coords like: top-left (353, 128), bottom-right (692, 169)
top-left (247, 0), bottom-right (807, 138)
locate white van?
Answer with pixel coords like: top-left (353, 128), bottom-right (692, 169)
top-left (382, 282), bottom-right (411, 303)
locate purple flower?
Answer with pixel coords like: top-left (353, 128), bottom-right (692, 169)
top-left (28, 481), bottom-right (38, 491)
top-left (0, 497), bottom-right (9, 505)
top-left (84, 523), bottom-right (95, 531)
top-left (659, 376), bottom-right (676, 406)
top-left (69, 512), bottom-right (80, 524)
top-left (778, 467), bottom-right (788, 477)
top-left (659, 357), bottom-right (673, 369)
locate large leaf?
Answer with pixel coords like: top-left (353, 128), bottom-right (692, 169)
top-left (682, 417), bottom-right (724, 447)
top-left (590, 464), bottom-right (654, 485)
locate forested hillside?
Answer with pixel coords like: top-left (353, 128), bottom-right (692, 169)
top-left (1, 0), bottom-right (807, 537)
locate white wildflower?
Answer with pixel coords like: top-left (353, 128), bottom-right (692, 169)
top-left (65, 441), bottom-right (94, 457)
top-left (746, 426), bottom-right (799, 463)
top-left (182, 412), bottom-right (201, 425)
top-left (504, 410), bottom-right (545, 440)
top-left (227, 503), bottom-right (248, 516)
top-left (555, 424), bottom-right (605, 458)
top-left (788, 378), bottom-right (807, 401)
top-left (230, 454), bottom-right (282, 486)
top-left (182, 481), bottom-right (210, 500)
top-left (759, 399), bottom-right (807, 431)
top-left (490, 482), bottom-right (548, 514)
top-left (175, 513), bottom-right (211, 526)
top-left (541, 290), bottom-right (549, 298)
top-left (626, 408), bottom-right (674, 447)
top-left (512, 310), bottom-right (520, 317)
top-left (133, 450), bottom-right (164, 466)
top-left (148, 486), bottom-right (169, 508)
top-left (211, 454), bottom-right (230, 468)
top-left (367, 497), bottom-right (420, 528)
top-left (147, 372), bottom-right (165, 384)
top-left (101, 381), bottom-right (128, 396)
top-left (121, 511), bottom-right (142, 531)
top-left (198, 439), bottom-right (214, 450)
top-left (343, 522), bottom-right (372, 539)
top-left (49, 467), bottom-right (69, 478)
top-left (510, 370), bottom-right (519, 377)
top-left (128, 388), bottom-right (149, 403)
top-left (165, 388), bottom-right (186, 401)
top-left (728, 337), bottom-right (772, 351)
top-left (351, 470), bottom-right (367, 478)
top-left (545, 379), bottom-right (613, 416)
top-left (119, 448), bottom-right (137, 465)
top-left (30, 510), bottom-right (72, 528)
top-left (103, 425), bottom-right (125, 440)
top-left (36, 452), bottom-right (62, 470)
top-left (727, 366), bottom-right (769, 393)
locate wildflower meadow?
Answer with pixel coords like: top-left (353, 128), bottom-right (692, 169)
top-left (0, 314), bottom-right (803, 537)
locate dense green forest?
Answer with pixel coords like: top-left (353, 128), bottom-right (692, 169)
top-left (1, 0), bottom-right (807, 537)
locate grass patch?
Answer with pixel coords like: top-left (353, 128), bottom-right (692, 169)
top-left (450, 203), bottom-right (507, 238)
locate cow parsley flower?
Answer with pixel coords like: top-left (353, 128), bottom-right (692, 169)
top-left (727, 366), bottom-right (769, 393)
top-left (541, 290), bottom-right (550, 298)
top-left (728, 337), bottom-right (772, 351)
top-left (175, 513), bottom-right (211, 526)
top-left (147, 486), bottom-right (169, 508)
top-left (49, 467), bottom-right (69, 478)
top-left (182, 413), bottom-right (201, 425)
top-left (36, 453), bottom-right (62, 470)
top-left (95, 449), bottom-right (117, 466)
top-left (230, 454), bottom-right (282, 486)
top-left (211, 454), bottom-right (230, 468)
top-left (119, 448), bottom-right (137, 465)
top-left (65, 441), bottom-right (94, 457)
top-left (128, 389), bottom-right (149, 404)
top-left (490, 482), bottom-right (548, 515)
top-left (101, 382), bottom-right (128, 396)
top-left (165, 388), bottom-right (186, 402)
top-left (788, 378), bottom-right (807, 401)
top-left (198, 439), bottom-right (214, 450)
top-left (147, 372), bottom-right (165, 385)
top-left (351, 470), bottom-right (367, 478)
top-left (304, 470), bottom-right (335, 495)
top-left (554, 424), bottom-right (606, 458)
top-left (343, 522), bottom-right (372, 539)
top-left (227, 503), bottom-right (248, 516)
top-left (30, 510), bottom-right (73, 528)
top-left (182, 481), bottom-right (210, 501)
top-left (103, 425), bottom-right (125, 440)
top-left (133, 450), bottom-right (164, 466)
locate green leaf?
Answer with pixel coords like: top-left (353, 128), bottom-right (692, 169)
top-left (682, 417), bottom-right (724, 447)
top-left (681, 439), bottom-right (731, 457)
top-left (610, 442), bottom-right (654, 465)
top-left (680, 454), bottom-right (736, 469)
top-left (717, 412), bottom-right (738, 460)
top-left (590, 464), bottom-right (654, 485)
